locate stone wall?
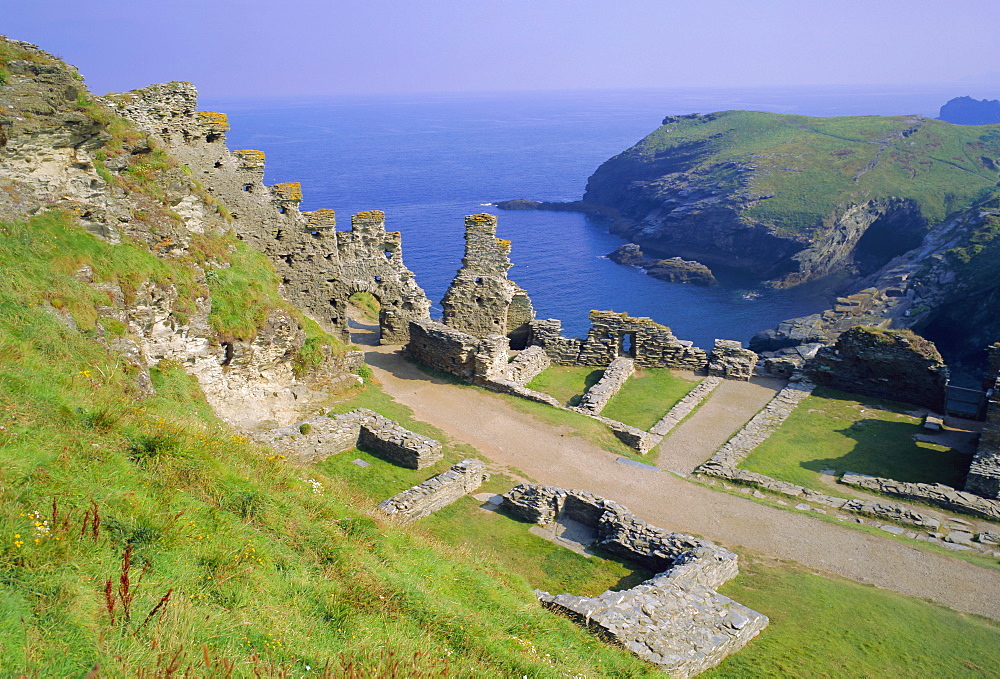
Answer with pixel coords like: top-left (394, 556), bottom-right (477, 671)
top-left (805, 326), bottom-right (948, 411)
top-left (528, 312), bottom-right (707, 370)
top-left (377, 459), bottom-right (488, 522)
top-left (107, 83), bottom-right (431, 345)
top-left (708, 339), bottom-right (758, 381)
top-left (577, 357), bottom-right (635, 414)
top-left (503, 484), bottom-right (766, 678)
top-left (842, 473), bottom-right (1000, 520)
top-left (965, 369), bottom-right (1000, 499)
top-left (256, 408), bottom-right (443, 469)
top-left (649, 376), bottom-right (722, 437)
top-left (404, 318), bottom-right (509, 383)
top-left (441, 214), bottom-right (535, 348)
top-left (505, 345), bottom-right (551, 386)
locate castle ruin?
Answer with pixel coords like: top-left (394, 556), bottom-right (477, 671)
top-left (104, 82), bottom-right (431, 345)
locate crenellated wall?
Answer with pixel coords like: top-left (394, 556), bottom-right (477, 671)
top-left (105, 82), bottom-right (431, 345)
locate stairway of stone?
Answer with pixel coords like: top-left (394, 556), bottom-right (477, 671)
top-left (654, 376), bottom-right (786, 475)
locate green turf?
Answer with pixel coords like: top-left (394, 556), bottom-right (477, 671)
top-left (526, 365), bottom-right (603, 406)
top-left (601, 368), bottom-right (699, 430)
top-left (739, 386), bottom-right (970, 491)
top-left (707, 555), bottom-right (1000, 678)
top-left (622, 110), bottom-right (1000, 236)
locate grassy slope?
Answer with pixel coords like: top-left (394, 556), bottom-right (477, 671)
top-left (739, 386), bottom-right (970, 490)
top-left (0, 216), bottom-right (655, 677)
top-left (630, 111), bottom-right (1000, 235)
top-left (601, 368), bottom-right (699, 430)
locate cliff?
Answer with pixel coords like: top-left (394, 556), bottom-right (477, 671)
top-left (581, 110), bottom-right (1000, 287)
top-left (0, 38), bottom-right (360, 428)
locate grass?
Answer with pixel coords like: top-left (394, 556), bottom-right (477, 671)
top-left (739, 386), bottom-right (971, 491)
top-left (707, 554), bottom-right (1000, 678)
top-left (601, 368), bottom-right (699, 430)
top-left (618, 110), bottom-right (1000, 235)
top-left (527, 365), bottom-right (603, 406)
top-left (0, 242), bottom-right (655, 677)
top-left (349, 291), bottom-right (381, 322)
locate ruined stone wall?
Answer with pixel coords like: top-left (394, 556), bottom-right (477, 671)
top-left (708, 339), bottom-right (758, 380)
top-left (106, 83), bottom-right (430, 345)
top-left (577, 357), bottom-right (635, 414)
top-left (805, 326), bottom-right (948, 411)
top-left (529, 312), bottom-right (708, 370)
top-left (378, 459), bottom-right (488, 522)
top-left (256, 408), bottom-right (443, 469)
top-left (505, 345), bottom-right (551, 386)
top-left (405, 318), bottom-right (509, 383)
top-left (965, 370), bottom-right (1000, 498)
top-left (441, 214), bottom-right (534, 348)
top-left (502, 484), bottom-right (766, 678)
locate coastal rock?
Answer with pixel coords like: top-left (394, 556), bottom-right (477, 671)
top-left (607, 244), bottom-right (718, 286)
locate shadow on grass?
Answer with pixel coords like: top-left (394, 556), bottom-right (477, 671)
top-left (803, 418), bottom-right (971, 488)
top-left (567, 369), bottom-right (604, 407)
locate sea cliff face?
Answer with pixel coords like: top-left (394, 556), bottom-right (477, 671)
top-left (581, 111), bottom-right (1000, 287)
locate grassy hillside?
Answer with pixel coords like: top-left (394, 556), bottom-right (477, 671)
top-left (0, 210), bottom-right (658, 677)
top-left (613, 111), bottom-right (1000, 236)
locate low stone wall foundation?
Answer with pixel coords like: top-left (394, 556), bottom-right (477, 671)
top-left (577, 357), bottom-right (634, 414)
top-left (503, 484), bottom-right (767, 677)
top-left (378, 459), bottom-right (488, 522)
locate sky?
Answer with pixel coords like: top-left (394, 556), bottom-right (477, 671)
top-left (5, 0), bottom-right (1000, 98)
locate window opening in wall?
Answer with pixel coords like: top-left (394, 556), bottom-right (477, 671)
top-left (475, 277), bottom-right (483, 284)
top-left (206, 133), bottom-right (221, 143)
top-left (374, 275), bottom-right (382, 283)
top-left (242, 185), bottom-right (251, 192)
top-left (622, 333), bottom-right (636, 357)
top-left (475, 297), bottom-right (484, 306)
top-left (384, 251), bottom-right (393, 259)
top-left (161, 128), bottom-right (169, 135)
top-left (214, 161), bottom-right (223, 168)
top-left (274, 230), bottom-right (284, 240)
top-left (278, 207), bottom-right (287, 214)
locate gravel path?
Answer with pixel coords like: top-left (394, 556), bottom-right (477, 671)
top-left (362, 342), bottom-right (1000, 621)
top-left (654, 377), bottom-right (784, 474)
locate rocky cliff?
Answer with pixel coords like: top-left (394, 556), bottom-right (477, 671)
top-left (581, 111), bottom-right (1000, 287)
top-left (0, 38), bottom-right (360, 428)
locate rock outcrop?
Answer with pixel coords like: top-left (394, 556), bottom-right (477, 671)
top-left (805, 326), bottom-right (948, 411)
top-left (938, 96), bottom-right (1000, 125)
top-left (0, 38), bottom-right (360, 428)
top-left (607, 243), bottom-right (717, 286)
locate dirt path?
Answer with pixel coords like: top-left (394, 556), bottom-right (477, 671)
top-left (654, 377), bottom-right (784, 474)
top-left (361, 343), bottom-right (1000, 621)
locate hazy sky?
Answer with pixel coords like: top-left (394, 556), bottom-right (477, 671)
top-left (6, 0), bottom-right (1000, 97)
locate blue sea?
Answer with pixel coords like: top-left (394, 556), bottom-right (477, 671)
top-left (205, 84), bottom-right (961, 348)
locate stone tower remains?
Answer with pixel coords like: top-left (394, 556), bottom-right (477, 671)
top-left (441, 213), bottom-right (534, 348)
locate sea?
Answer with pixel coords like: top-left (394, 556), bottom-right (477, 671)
top-left (204, 84), bottom-right (963, 348)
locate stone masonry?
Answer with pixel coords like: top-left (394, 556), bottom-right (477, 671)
top-left (842, 472), bottom-right (1000, 521)
top-left (528, 312), bottom-right (708, 370)
top-left (965, 363), bottom-right (1000, 499)
top-left (708, 339), bottom-right (758, 381)
top-left (378, 459), bottom-right (488, 522)
top-left (441, 213), bottom-right (535, 349)
top-left (105, 82), bottom-right (431, 345)
top-left (805, 326), bottom-right (948, 411)
top-left (502, 484), bottom-right (767, 678)
top-left (257, 408), bottom-right (443, 469)
top-left (504, 345), bottom-right (551, 386)
top-left (405, 318), bottom-right (509, 383)
top-left (577, 357), bottom-right (635, 414)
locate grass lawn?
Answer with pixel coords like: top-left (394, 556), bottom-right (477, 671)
top-left (526, 365), bottom-right (603, 406)
top-left (602, 368), bottom-right (700, 430)
top-left (708, 555), bottom-right (1000, 678)
top-left (739, 386), bottom-right (970, 492)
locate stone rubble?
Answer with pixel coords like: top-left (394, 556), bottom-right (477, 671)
top-left (378, 459), bottom-right (488, 522)
top-left (257, 408), bottom-right (443, 469)
top-left (502, 484), bottom-right (767, 678)
top-left (707, 339), bottom-right (758, 381)
top-left (965, 353), bottom-right (1000, 499)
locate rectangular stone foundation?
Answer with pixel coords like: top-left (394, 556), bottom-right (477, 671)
top-left (377, 459), bottom-right (487, 522)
